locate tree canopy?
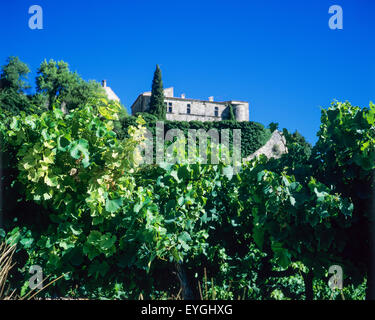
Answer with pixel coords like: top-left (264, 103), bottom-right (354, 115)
top-left (36, 59), bottom-right (105, 111)
top-left (0, 57), bottom-right (32, 115)
top-left (0, 56), bottom-right (127, 117)
top-left (0, 56), bottom-right (30, 92)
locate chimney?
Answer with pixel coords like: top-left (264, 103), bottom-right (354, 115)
top-left (181, 93), bottom-right (186, 99)
top-left (208, 96), bottom-right (214, 102)
top-left (164, 87), bottom-right (174, 98)
top-left (102, 80), bottom-right (107, 87)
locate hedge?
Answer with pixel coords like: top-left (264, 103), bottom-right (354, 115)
top-left (115, 113), bottom-right (271, 159)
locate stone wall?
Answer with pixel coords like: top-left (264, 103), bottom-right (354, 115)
top-left (131, 89), bottom-right (249, 122)
top-left (243, 130), bottom-right (288, 163)
top-left (165, 98), bottom-right (228, 122)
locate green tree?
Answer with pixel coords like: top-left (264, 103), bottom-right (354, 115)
top-left (228, 104), bottom-right (236, 121)
top-left (36, 59), bottom-right (104, 111)
top-left (0, 56), bottom-right (30, 92)
top-left (0, 57), bottom-right (31, 115)
top-left (268, 122), bottom-right (279, 133)
top-left (149, 65), bottom-right (165, 120)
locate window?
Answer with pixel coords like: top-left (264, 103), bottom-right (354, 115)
top-left (214, 107), bottom-right (219, 117)
top-left (166, 102), bottom-right (172, 113)
top-left (187, 104), bottom-right (191, 114)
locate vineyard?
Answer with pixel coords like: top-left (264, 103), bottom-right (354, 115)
top-left (0, 97), bottom-right (374, 300)
top-left (0, 59), bottom-right (374, 300)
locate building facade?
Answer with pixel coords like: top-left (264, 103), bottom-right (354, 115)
top-left (130, 87), bottom-right (249, 122)
top-left (102, 80), bottom-right (120, 102)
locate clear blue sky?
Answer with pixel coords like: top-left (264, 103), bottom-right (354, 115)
top-left (1, 0), bottom-right (374, 144)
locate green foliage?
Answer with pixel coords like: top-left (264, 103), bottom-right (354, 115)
top-left (0, 57), bottom-right (32, 115)
top-left (314, 101), bottom-right (375, 182)
top-left (117, 116), bottom-right (271, 159)
top-left (268, 122), bottom-right (279, 133)
top-left (0, 88), bottom-right (30, 116)
top-left (2, 94), bottom-right (374, 299)
top-left (239, 157), bottom-right (352, 274)
top-left (36, 59), bottom-right (105, 111)
top-left (0, 56), bottom-right (30, 92)
top-left (311, 101), bottom-right (375, 289)
top-left (135, 161), bottom-right (229, 265)
top-left (0, 56), bottom-right (111, 117)
top-left (2, 99), bottom-right (149, 297)
top-left (148, 65), bottom-right (166, 120)
top-left (228, 104), bottom-right (236, 121)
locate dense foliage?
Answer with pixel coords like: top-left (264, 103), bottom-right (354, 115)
top-left (0, 57), bottom-right (34, 115)
top-left (36, 59), bottom-right (107, 112)
top-left (1, 57), bottom-right (374, 300)
top-left (312, 102), bottom-right (375, 298)
top-left (0, 99), bottom-right (373, 300)
top-left (117, 115), bottom-right (272, 159)
top-left (0, 56), bottom-right (128, 118)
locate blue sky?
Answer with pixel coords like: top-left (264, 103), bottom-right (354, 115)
top-left (1, 0), bottom-right (374, 144)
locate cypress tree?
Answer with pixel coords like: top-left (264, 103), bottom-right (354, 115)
top-left (149, 64), bottom-right (166, 120)
top-left (228, 103), bottom-right (236, 121)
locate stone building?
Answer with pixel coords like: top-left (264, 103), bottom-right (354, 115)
top-left (130, 87), bottom-right (249, 122)
top-left (243, 130), bottom-right (288, 163)
top-left (102, 80), bottom-right (120, 102)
